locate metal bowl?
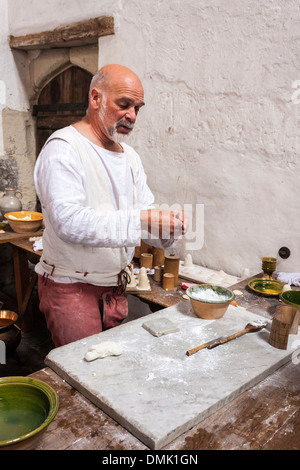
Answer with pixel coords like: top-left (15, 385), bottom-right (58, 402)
top-left (4, 211), bottom-right (43, 233)
top-left (0, 310), bottom-right (21, 352)
top-left (0, 310), bottom-right (18, 329)
top-left (186, 284), bottom-right (235, 320)
top-left (0, 376), bottom-right (59, 449)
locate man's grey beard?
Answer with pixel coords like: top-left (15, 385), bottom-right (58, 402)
top-left (109, 121), bottom-right (134, 143)
top-left (110, 128), bottom-right (130, 143)
top-left (98, 101), bottom-right (134, 143)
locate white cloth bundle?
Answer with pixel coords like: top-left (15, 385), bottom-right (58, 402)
top-left (277, 272), bottom-right (300, 287)
top-left (33, 238), bottom-right (43, 251)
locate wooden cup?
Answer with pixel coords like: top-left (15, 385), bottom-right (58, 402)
top-left (163, 273), bottom-right (175, 290)
top-left (152, 248), bottom-right (165, 267)
top-left (140, 253), bottom-right (153, 269)
top-left (154, 266), bottom-right (163, 283)
top-left (163, 254), bottom-right (180, 285)
top-left (269, 304), bottom-right (299, 350)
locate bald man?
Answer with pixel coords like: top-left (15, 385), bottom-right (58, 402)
top-left (34, 64), bottom-right (187, 347)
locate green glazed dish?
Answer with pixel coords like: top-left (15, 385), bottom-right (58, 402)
top-left (280, 290), bottom-right (300, 308)
top-left (248, 278), bottom-right (284, 296)
top-left (0, 376), bottom-right (59, 449)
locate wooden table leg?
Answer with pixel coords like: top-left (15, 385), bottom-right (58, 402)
top-left (12, 245), bottom-right (36, 331)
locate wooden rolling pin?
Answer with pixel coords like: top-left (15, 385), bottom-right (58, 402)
top-left (186, 335), bottom-right (226, 356)
top-left (186, 321), bottom-right (267, 356)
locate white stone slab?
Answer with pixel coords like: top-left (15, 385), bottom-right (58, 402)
top-left (45, 302), bottom-right (300, 449)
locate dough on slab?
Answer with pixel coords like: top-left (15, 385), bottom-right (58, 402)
top-left (233, 289), bottom-right (243, 296)
top-left (85, 341), bottom-right (123, 361)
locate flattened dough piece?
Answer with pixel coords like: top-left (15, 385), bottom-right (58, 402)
top-left (142, 317), bottom-right (179, 337)
top-left (233, 289), bottom-right (243, 296)
top-left (85, 341), bottom-right (123, 361)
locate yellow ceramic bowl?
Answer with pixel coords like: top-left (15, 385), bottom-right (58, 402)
top-left (186, 284), bottom-right (235, 320)
top-left (4, 211), bottom-right (43, 233)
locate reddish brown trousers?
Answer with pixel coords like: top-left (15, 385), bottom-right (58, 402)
top-left (38, 275), bottom-right (128, 347)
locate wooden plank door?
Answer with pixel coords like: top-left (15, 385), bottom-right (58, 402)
top-left (34, 66), bottom-right (93, 157)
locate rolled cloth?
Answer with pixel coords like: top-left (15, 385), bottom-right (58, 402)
top-left (277, 272), bottom-right (300, 287)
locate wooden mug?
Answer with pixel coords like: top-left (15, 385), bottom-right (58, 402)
top-left (140, 253), bottom-right (153, 269)
top-left (163, 273), bottom-right (175, 290)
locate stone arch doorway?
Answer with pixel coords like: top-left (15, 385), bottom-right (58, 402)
top-left (33, 65), bottom-right (93, 157)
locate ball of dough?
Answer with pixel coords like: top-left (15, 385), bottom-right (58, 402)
top-left (85, 341), bottom-right (123, 361)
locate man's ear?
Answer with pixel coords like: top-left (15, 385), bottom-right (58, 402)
top-left (90, 88), bottom-right (102, 109)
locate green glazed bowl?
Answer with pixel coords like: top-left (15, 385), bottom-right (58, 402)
top-left (248, 278), bottom-right (284, 296)
top-left (280, 290), bottom-right (300, 308)
top-left (0, 376), bottom-right (59, 449)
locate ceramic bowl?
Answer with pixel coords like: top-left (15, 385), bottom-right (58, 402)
top-left (0, 376), bottom-right (59, 450)
top-left (280, 290), bottom-right (300, 308)
top-left (248, 278), bottom-right (284, 296)
top-left (186, 284), bottom-right (235, 320)
top-left (4, 211), bottom-right (43, 233)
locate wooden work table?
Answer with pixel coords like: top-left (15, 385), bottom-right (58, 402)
top-left (28, 275), bottom-right (299, 451)
top-left (0, 225), bottom-right (43, 245)
top-left (1, 229), bottom-right (43, 330)
top-left (2, 232), bottom-right (299, 450)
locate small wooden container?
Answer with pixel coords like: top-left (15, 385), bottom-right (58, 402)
top-left (163, 273), bottom-right (175, 290)
top-left (152, 248), bottom-right (165, 267)
top-left (140, 253), bottom-right (153, 269)
top-left (164, 254), bottom-right (180, 285)
top-left (269, 304), bottom-right (299, 350)
top-left (154, 266), bottom-right (163, 282)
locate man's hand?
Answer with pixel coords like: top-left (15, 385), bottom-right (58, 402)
top-left (140, 209), bottom-right (188, 239)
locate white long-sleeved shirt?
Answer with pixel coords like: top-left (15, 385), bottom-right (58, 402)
top-left (34, 126), bottom-right (173, 282)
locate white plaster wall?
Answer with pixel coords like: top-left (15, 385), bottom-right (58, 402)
top-left (0, 0), bottom-right (35, 209)
top-left (0, 0), bottom-right (29, 112)
top-left (4, 0), bottom-right (300, 275)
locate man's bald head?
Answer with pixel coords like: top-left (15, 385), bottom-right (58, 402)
top-left (89, 64), bottom-right (143, 96)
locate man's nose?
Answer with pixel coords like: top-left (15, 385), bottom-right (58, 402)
top-left (125, 106), bottom-right (137, 122)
